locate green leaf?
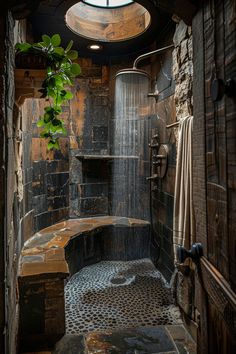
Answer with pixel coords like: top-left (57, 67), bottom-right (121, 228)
top-left (40, 131), bottom-right (51, 138)
top-left (64, 91), bottom-right (73, 100)
top-left (67, 50), bottom-right (78, 60)
top-left (65, 40), bottom-right (73, 53)
top-left (54, 75), bottom-right (64, 87)
top-left (42, 34), bottom-right (51, 46)
top-left (52, 118), bottom-right (62, 126)
top-left (53, 47), bottom-right (65, 56)
top-left (51, 34), bottom-right (61, 47)
top-left (15, 42), bottom-right (32, 52)
top-left (37, 119), bottom-right (45, 127)
top-left (47, 139), bottom-right (59, 150)
top-left (70, 63), bottom-right (81, 76)
top-left (56, 126), bottom-right (67, 135)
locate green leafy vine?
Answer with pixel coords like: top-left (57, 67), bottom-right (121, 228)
top-left (15, 34), bottom-right (81, 150)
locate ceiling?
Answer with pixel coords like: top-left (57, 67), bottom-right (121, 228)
top-left (28, 0), bottom-right (174, 62)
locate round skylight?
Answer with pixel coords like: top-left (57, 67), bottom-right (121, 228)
top-left (66, 1), bottom-right (151, 42)
top-left (83, 0), bottom-right (133, 7)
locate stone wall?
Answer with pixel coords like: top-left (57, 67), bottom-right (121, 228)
top-left (70, 60), bottom-right (111, 218)
top-left (0, 14), bottom-right (29, 354)
top-left (148, 48), bottom-right (177, 280)
top-left (30, 58), bottom-right (150, 224)
top-left (31, 98), bottom-right (70, 232)
top-left (173, 20), bottom-right (193, 119)
top-left (149, 21), bottom-right (193, 281)
top-left (0, 14), bottom-right (7, 354)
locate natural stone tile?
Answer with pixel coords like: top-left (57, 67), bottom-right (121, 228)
top-left (20, 260), bottom-right (69, 277)
top-left (44, 248), bottom-right (65, 262)
top-left (166, 325), bottom-right (186, 340)
top-left (166, 325), bottom-right (196, 354)
top-left (52, 335), bottom-right (85, 354)
top-left (85, 327), bottom-right (176, 353)
top-left (19, 217), bottom-right (151, 278)
top-left (24, 233), bottom-right (55, 249)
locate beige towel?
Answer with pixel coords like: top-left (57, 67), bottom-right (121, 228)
top-left (173, 115), bottom-right (195, 263)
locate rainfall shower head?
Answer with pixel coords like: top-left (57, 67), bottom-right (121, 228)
top-left (115, 68), bottom-right (150, 78)
top-left (115, 44), bottom-right (174, 78)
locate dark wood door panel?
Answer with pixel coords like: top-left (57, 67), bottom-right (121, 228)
top-left (200, 257), bottom-right (236, 348)
top-left (224, 0), bottom-right (236, 293)
top-left (206, 182), bottom-right (229, 280)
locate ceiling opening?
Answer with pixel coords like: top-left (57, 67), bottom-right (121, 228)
top-left (83, 0), bottom-right (133, 8)
top-left (65, 1), bottom-right (151, 42)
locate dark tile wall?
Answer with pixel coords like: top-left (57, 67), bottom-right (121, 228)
top-left (30, 99), bottom-right (70, 232)
top-left (65, 224), bottom-right (150, 276)
top-left (148, 49), bottom-right (177, 281)
top-left (69, 60), bottom-right (111, 218)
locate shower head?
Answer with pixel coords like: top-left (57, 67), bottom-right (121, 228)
top-left (115, 68), bottom-right (150, 78)
top-left (115, 44), bottom-right (173, 79)
top-left (133, 44), bottom-right (174, 69)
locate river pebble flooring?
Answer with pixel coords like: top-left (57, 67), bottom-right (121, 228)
top-left (65, 258), bottom-right (182, 334)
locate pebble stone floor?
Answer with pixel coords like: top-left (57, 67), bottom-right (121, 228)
top-left (65, 258), bottom-right (182, 334)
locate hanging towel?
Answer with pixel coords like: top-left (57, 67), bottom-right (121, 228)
top-left (173, 115), bottom-right (195, 263)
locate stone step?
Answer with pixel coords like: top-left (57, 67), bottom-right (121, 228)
top-left (52, 325), bottom-right (196, 354)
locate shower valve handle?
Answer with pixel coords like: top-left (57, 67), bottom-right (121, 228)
top-left (149, 143), bottom-right (159, 148)
top-left (146, 174), bottom-right (158, 180)
top-left (177, 243), bottom-right (203, 264)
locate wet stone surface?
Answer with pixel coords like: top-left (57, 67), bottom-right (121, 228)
top-left (86, 326), bottom-right (176, 353)
top-left (65, 259), bottom-right (182, 335)
top-left (52, 325), bottom-right (196, 353)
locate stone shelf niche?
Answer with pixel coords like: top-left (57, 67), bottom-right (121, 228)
top-left (76, 154), bottom-right (139, 160)
top-left (18, 216), bottom-right (150, 352)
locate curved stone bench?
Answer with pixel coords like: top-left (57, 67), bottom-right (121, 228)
top-left (18, 216), bottom-right (150, 351)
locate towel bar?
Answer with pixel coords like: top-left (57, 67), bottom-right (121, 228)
top-left (166, 121), bottom-right (180, 129)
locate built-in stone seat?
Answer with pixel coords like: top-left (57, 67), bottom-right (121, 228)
top-left (18, 216), bottom-right (150, 352)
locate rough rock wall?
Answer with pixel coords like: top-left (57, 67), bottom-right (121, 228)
top-left (0, 13), bottom-right (7, 354)
top-left (172, 20), bottom-right (195, 320)
top-left (0, 14), bottom-right (28, 354)
top-left (150, 20), bottom-right (193, 281)
top-left (173, 20), bottom-right (193, 120)
top-left (148, 46), bottom-right (177, 280)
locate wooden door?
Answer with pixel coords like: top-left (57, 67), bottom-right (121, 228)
top-left (192, 0), bottom-right (236, 353)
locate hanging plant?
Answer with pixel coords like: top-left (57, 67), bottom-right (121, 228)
top-left (15, 34), bottom-right (81, 150)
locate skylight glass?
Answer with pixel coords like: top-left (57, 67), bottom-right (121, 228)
top-left (83, 0), bottom-right (133, 8)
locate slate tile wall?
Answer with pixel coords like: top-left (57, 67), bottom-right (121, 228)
top-left (69, 59), bottom-right (111, 218)
top-left (148, 48), bottom-right (177, 281)
top-left (30, 99), bottom-right (70, 232)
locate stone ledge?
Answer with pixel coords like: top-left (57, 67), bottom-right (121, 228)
top-left (18, 216), bottom-right (150, 352)
top-left (18, 216), bottom-right (150, 278)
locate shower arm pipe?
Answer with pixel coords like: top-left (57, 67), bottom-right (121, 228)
top-left (132, 44), bottom-right (174, 69)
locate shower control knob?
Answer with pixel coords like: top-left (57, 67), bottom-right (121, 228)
top-left (149, 143), bottom-right (159, 148)
top-left (177, 243), bottom-right (203, 264)
top-left (154, 155), bottom-right (166, 159)
top-left (146, 174), bottom-right (158, 180)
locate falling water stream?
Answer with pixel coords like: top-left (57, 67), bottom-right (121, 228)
top-left (111, 71), bottom-right (150, 218)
